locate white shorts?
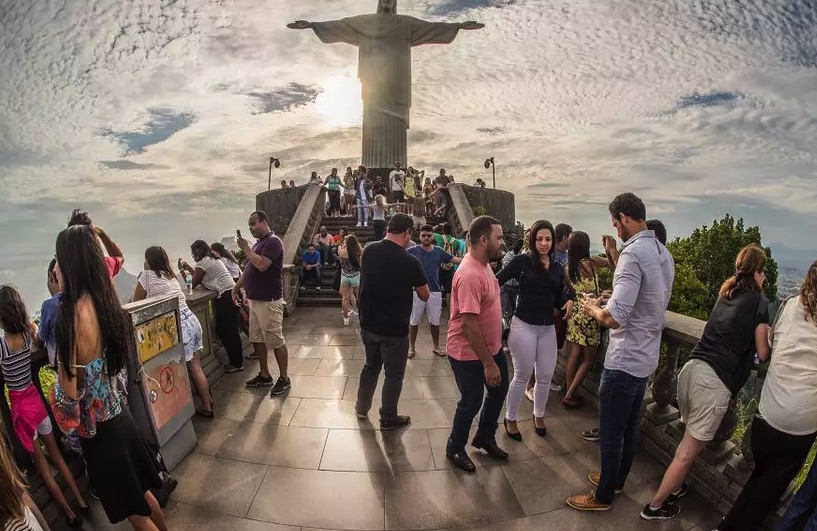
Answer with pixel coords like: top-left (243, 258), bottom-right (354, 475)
top-left (35, 415), bottom-right (53, 438)
top-left (410, 291), bottom-right (443, 327)
top-left (180, 307), bottom-right (204, 362)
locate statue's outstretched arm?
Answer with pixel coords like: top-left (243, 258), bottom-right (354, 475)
top-left (287, 20), bottom-right (312, 29)
top-left (459, 21), bottom-right (485, 30)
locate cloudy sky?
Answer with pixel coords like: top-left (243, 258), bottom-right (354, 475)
top-left (1, 0), bottom-right (816, 306)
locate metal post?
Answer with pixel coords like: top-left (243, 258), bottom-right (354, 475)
top-left (492, 159), bottom-right (496, 189)
top-left (268, 159), bottom-right (273, 191)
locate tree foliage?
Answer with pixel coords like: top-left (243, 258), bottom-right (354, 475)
top-left (667, 214), bottom-right (779, 317)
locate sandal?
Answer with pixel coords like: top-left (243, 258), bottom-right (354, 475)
top-left (432, 347), bottom-right (446, 358)
top-left (196, 408), bottom-right (215, 419)
top-left (408, 349), bottom-right (416, 359)
top-left (561, 396), bottom-right (582, 408)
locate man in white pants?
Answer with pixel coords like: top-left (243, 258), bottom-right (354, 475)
top-left (408, 224), bottom-right (461, 358)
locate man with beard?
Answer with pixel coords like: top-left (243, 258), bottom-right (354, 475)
top-left (444, 216), bottom-right (508, 472)
top-left (567, 193), bottom-right (675, 511)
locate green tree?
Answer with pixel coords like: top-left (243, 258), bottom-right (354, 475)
top-left (667, 214), bottom-right (778, 315)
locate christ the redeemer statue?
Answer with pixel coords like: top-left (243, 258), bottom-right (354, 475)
top-left (288, 0), bottom-right (484, 171)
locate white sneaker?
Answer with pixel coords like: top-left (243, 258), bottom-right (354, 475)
top-left (550, 382), bottom-right (564, 392)
top-left (348, 308), bottom-right (358, 317)
top-left (316, 286), bottom-right (321, 291)
top-left (356, 222), bottom-right (362, 227)
top-left (343, 317), bottom-right (351, 326)
top-left (363, 222), bottom-right (368, 227)
top-left (525, 388), bottom-right (534, 403)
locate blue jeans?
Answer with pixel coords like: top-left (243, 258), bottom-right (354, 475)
top-left (777, 458), bottom-right (817, 531)
top-left (596, 368), bottom-right (648, 504)
top-left (446, 352), bottom-right (509, 455)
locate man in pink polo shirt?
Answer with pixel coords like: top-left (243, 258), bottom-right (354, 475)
top-left (445, 215), bottom-right (508, 473)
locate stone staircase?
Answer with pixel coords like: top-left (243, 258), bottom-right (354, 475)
top-left (297, 215), bottom-right (375, 307)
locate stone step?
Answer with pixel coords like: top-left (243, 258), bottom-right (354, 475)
top-left (297, 295), bottom-right (342, 307)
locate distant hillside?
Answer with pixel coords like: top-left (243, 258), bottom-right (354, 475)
top-left (113, 268), bottom-right (139, 304)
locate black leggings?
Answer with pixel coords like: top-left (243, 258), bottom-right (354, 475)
top-left (328, 190), bottom-right (341, 213)
top-left (214, 290), bottom-right (244, 368)
top-left (373, 219), bottom-right (386, 241)
top-left (719, 416), bottom-right (817, 531)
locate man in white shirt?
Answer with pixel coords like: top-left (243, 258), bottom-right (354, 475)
top-left (389, 162), bottom-right (406, 204)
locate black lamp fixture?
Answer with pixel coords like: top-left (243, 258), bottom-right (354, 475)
top-left (267, 156), bottom-right (281, 191)
top-left (483, 156), bottom-right (496, 189)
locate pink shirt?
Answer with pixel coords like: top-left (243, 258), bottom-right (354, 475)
top-left (446, 254), bottom-right (502, 361)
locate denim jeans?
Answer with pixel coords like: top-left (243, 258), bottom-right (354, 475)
top-left (595, 368), bottom-right (648, 504)
top-left (356, 329), bottom-right (409, 421)
top-left (446, 352), bottom-right (509, 455)
top-left (316, 244), bottom-right (333, 265)
top-left (777, 457), bottom-right (817, 531)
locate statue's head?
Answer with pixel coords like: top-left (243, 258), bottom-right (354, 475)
top-left (377, 0), bottom-right (397, 14)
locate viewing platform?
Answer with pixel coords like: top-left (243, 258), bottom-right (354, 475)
top-left (109, 307), bottom-right (718, 531)
top-left (3, 184), bottom-right (783, 530)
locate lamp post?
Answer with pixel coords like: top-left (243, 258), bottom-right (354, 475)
top-left (267, 157), bottom-right (281, 191)
top-left (483, 157), bottom-right (496, 189)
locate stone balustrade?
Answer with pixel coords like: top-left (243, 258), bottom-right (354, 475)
top-left (554, 310), bottom-right (769, 518)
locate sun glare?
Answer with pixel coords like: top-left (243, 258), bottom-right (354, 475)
top-left (315, 75), bottom-right (363, 127)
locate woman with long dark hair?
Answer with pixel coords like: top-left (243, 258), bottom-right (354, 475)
top-left (132, 246), bottom-right (214, 418)
top-left (50, 225), bottom-right (167, 530)
top-left (211, 242), bottom-right (241, 282)
top-left (562, 231), bottom-right (611, 407)
top-left (0, 285), bottom-right (87, 527)
top-left (718, 260), bottom-right (817, 531)
top-left (496, 220), bottom-right (573, 441)
top-left (643, 245), bottom-right (770, 520)
top-left (338, 234), bottom-right (362, 326)
top-left (179, 240), bottom-right (244, 372)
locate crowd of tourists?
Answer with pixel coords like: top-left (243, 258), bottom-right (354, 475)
top-left (0, 207), bottom-right (290, 530)
top-left (287, 163), bottom-right (459, 225)
top-left (3, 189), bottom-right (817, 531)
top-left (332, 191), bottom-right (817, 531)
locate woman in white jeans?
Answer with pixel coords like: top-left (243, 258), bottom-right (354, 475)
top-left (496, 220), bottom-right (573, 440)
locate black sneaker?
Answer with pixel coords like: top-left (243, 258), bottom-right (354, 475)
top-left (380, 415), bottom-right (411, 430)
top-left (581, 427), bottom-right (600, 442)
top-left (270, 376), bottom-right (291, 396)
top-left (246, 374), bottom-right (274, 388)
top-left (667, 482), bottom-right (689, 503)
top-left (640, 501), bottom-right (681, 520)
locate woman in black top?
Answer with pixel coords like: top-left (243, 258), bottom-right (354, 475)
top-left (497, 220), bottom-right (573, 440)
top-left (641, 245), bottom-right (770, 520)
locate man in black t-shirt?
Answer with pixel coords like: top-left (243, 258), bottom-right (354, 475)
top-left (356, 213), bottom-right (430, 430)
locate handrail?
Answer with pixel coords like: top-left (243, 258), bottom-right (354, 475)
top-left (444, 184), bottom-right (474, 237)
top-left (280, 183), bottom-right (326, 312)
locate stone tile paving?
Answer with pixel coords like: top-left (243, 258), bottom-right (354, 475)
top-left (85, 307), bottom-right (720, 530)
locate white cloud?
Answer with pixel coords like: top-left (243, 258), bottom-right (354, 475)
top-left (1, 0), bottom-right (817, 306)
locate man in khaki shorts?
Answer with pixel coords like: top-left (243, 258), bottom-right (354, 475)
top-left (235, 210), bottom-right (291, 396)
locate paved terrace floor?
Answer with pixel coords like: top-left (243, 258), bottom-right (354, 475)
top-left (92, 307), bottom-right (720, 531)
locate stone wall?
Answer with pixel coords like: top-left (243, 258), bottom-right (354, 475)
top-left (459, 185), bottom-right (516, 231)
top-left (255, 185), bottom-right (312, 236)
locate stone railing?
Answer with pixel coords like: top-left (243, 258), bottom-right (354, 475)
top-left (255, 184), bottom-right (314, 236)
top-left (0, 288), bottom-right (241, 529)
top-left (445, 184), bottom-right (475, 237)
top-left (554, 310), bottom-right (771, 519)
top-left (279, 183), bottom-right (327, 314)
